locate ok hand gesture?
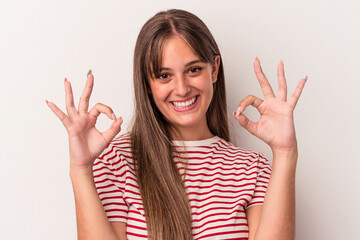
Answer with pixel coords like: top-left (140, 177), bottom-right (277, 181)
top-left (234, 58), bottom-right (306, 152)
top-left (46, 71), bottom-right (123, 170)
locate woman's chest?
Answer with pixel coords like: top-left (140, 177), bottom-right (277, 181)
top-left (124, 158), bottom-right (257, 239)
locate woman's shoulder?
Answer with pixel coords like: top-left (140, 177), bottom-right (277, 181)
top-left (214, 137), bottom-right (261, 159)
top-left (214, 137), bottom-right (270, 169)
top-left (95, 132), bottom-right (133, 166)
top-left (93, 133), bottom-right (133, 189)
top-left (109, 132), bottom-right (132, 149)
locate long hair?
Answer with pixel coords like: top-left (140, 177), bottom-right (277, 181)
top-left (130, 9), bottom-right (229, 239)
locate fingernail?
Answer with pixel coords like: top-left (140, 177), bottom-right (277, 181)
top-left (280, 59), bottom-right (284, 65)
top-left (87, 69), bottom-right (92, 76)
top-left (236, 106), bottom-right (241, 116)
top-left (112, 113), bottom-right (116, 120)
top-left (45, 99), bottom-right (49, 104)
top-left (305, 76), bottom-right (308, 82)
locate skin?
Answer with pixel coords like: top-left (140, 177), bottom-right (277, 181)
top-left (46, 73), bottom-right (126, 239)
top-left (236, 58), bottom-right (306, 240)
top-left (149, 35), bottom-right (220, 141)
top-left (46, 35), bottom-right (306, 239)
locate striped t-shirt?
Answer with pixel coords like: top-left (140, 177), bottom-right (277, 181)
top-left (93, 133), bottom-right (271, 240)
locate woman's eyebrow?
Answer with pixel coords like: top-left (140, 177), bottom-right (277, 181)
top-left (160, 60), bottom-right (203, 71)
top-left (184, 60), bottom-right (203, 67)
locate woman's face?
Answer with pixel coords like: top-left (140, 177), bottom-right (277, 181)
top-left (149, 35), bottom-right (220, 138)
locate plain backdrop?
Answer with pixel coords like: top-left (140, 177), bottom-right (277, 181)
top-left (1, 0), bottom-right (359, 239)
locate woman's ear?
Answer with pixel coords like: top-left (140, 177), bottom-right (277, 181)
top-left (212, 55), bottom-right (221, 83)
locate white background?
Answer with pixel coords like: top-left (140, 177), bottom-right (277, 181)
top-left (1, 0), bottom-right (359, 239)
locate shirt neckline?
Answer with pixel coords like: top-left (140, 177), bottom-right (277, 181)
top-left (172, 136), bottom-right (220, 147)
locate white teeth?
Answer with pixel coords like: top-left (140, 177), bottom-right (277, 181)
top-left (172, 96), bottom-right (197, 109)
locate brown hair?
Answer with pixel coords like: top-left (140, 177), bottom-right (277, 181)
top-left (130, 9), bottom-right (229, 239)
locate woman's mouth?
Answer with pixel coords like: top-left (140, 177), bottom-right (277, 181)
top-left (170, 95), bottom-right (199, 112)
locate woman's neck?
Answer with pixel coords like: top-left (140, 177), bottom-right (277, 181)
top-left (170, 123), bottom-right (214, 141)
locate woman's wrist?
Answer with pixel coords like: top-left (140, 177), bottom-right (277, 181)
top-left (271, 145), bottom-right (298, 164)
top-left (69, 163), bottom-right (94, 180)
top-left (271, 139), bottom-right (298, 158)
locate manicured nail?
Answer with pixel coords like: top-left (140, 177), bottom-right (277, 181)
top-left (87, 69), bottom-right (92, 76)
top-left (45, 99), bottom-right (49, 104)
top-left (236, 106), bottom-right (241, 116)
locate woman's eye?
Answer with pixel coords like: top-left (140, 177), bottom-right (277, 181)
top-left (189, 67), bottom-right (202, 74)
top-left (157, 73), bottom-right (169, 79)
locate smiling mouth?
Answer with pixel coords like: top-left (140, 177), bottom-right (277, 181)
top-left (171, 95), bottom-right (198, 109)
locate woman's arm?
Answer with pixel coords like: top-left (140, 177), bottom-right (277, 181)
top-left (248, 149), bottom-right (297, 240)
top-left (47, 71), bottom-right (125, 240)
top-left (71, 167), bottom-right (126, 240)
top-left (235, 58), bottom-right (306, 240)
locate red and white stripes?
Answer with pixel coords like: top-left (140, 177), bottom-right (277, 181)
top-left (93, 133), bottom-right (271, 240)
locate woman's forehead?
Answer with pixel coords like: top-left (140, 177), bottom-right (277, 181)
top-left (159, 36), bottom-right (202, 67)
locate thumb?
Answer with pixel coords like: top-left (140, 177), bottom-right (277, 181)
top-left (234, 112), bottom-right (258, 136)
top-left (102, 117), bottom-right (123, 144)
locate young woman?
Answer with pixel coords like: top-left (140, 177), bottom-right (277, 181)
top-left (47, 9), bottom-right (306, 240)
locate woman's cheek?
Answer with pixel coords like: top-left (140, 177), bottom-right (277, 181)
top-left (151, 83), bottom-right (169, 101)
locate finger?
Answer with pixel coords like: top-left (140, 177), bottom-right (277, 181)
top-left (102, 117), bottom-right (123, 144)
top-left (88, 103), bottom-right (116, 120)
top-left (288, 76), bottom-right (307, 108)
top-left (235, 94), bottom-right (264, 117)
top-left (46, 100), bottom-right (72, 128)
top-left (254, 57), bottom-right (275, 99)
top-left (233, 112), bottom-right (258, 136)
top-left (78, 70), bottom-right (94, 113)
top-left (64, 78), bottom-right (77, 116)
top-left (276, 60), bottom-right (287, 100)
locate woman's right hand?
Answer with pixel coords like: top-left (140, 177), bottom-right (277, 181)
top-left (46, 70), bottom-right (123, 171)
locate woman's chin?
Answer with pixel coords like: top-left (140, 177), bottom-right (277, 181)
top-left (171, 115), bottom-right (205, 130)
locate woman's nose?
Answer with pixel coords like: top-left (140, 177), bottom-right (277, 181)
top-left (174, 75), bottom-right (191, 96)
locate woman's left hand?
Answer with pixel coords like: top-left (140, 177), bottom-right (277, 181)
top-left (234, 57), bottom-right (306, 152)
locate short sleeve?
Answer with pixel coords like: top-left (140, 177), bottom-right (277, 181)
top-left (93, 143), bottom-right (129, 222)
top-left (245, 152), bottom-right (272, 209)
